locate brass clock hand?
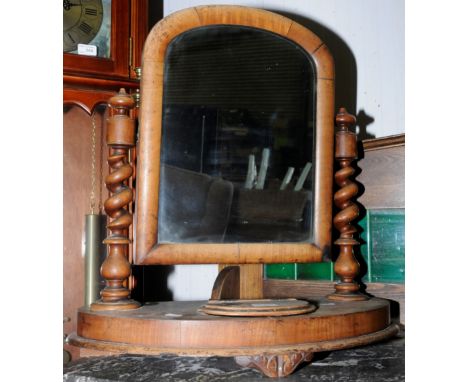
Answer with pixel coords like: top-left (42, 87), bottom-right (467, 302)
top-left (63, 0), bottom-right (81, 11)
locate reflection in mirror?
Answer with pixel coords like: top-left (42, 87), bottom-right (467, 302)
top-left (158, 25), bottom-right (316, 243)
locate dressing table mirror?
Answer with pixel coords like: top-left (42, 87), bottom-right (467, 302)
top-left (69, 6), bottom-right (399, 378)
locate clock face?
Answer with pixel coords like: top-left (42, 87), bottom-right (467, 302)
top-left (63, 0), bottom-right (104, 53)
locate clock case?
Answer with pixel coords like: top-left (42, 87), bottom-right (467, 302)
top-left (64, 0), bottom-right (146, 82)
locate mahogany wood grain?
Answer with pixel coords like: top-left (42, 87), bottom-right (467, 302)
top-left (64, 75), bottom-right (140, 92)
top-left (143, 243), bottom-right (324, 264)
top-left (71, 298), bottom-right (395, 355)
top-left (72, 322), bottom-right (398, 358)
top-left (135, 5), bottom-right (335, 265)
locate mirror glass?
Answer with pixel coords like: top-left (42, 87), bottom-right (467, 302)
top-left (158, 25), bottom-right (316, 243)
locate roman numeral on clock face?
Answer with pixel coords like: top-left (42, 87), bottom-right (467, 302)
top-left (85, 8), bottom-right (98, 16)
top-left (67, 33), bottom-right (76, 43)
top-left (79, 22), bottom-right (93, 34)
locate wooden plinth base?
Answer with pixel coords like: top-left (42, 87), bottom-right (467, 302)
top-left (70, 297), bottom-right (398, 377)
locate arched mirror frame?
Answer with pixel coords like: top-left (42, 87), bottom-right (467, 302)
top-left (135, 5), bottom-right (335, 265)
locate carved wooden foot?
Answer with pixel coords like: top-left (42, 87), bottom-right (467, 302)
top-left (235, 351), bottom-right (313, 378)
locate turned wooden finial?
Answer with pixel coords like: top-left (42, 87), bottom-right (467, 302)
top-left (328, 107), bottom-right (368, 301)
top-left (336, 107), bottom-right (356, 131)
top-left (109, 88), bottom-right (135, 114)
top-left (91, 88), bottom-right (140, 311)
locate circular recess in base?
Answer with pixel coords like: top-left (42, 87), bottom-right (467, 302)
top-left (199, 298), bottom-right (316, 317)
top-left (70, 297), bottom-right (397, 356)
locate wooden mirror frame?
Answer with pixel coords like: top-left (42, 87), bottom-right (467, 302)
top-left (135, 5), bottom-right (335, 265)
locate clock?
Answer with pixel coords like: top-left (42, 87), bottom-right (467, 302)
top-left (63, 0), bottom-right (134, 79)
top-left (63, 0), bottom-right (111, 58)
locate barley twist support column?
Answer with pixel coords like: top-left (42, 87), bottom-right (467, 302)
top-left (91, 89), bottom-right (140, 311)
top-left (328, 107), bottom-right (368, 301)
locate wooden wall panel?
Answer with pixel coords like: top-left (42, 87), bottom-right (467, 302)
top-left (356, 134), bottom-right (404, 209)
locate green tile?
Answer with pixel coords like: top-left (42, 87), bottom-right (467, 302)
top-left (264, 209), bottom-right (404, 284)
top-left (357, 212), bottom-right (371, 282)
top-left (368, 209), bottom-right (405, 283)
top-left (265, 263), bottom-right (296, 279)
top-left (297, 262), bottom-right (333, 280)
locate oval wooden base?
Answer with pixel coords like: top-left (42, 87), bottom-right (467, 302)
top-left (71, 297), bottom-right (397, 357)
